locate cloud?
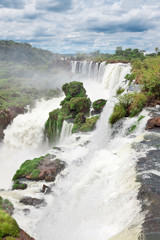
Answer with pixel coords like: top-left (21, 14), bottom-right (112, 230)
top-left (0, 0), bottom-right (160, 53)
top-left (35, 0), bottom-right (73, 12)
top-left (0, 0), bottom-right (25, 9)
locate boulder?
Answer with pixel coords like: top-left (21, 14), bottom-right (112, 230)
top-left (146, 117), bottom-right (160, 130)
top-left (12, 154), bottom-right (66, 184)
top-left (92, 99), bottom-right (107, 114)
top-left (19, 197), bottom-right (44, 207)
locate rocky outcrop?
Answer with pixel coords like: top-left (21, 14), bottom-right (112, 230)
top-left (0, 106), bottom-right (24, 140)
top-left (45, 81), bottom-right (92, 143)
top-left (133, 132), bottom-right (160, 239)
top-left (146, 116), bottom-right (160, 130)
top-left (92, 99), bottom-right (107, 114)
top-left (20, 197), bottom-right (45, 207)
top-left (12, 154), bottom-right (66, 189)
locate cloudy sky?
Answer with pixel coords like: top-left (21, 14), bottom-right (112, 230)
top-left (0, 0), bottom-right (160, 53)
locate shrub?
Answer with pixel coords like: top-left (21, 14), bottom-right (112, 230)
top-left (109, 104), bottom-right (127, 125)
top-left (0, 210), bottom-right (20, 239)
top-left (129, 93), bottom-right (147, 117)
top-left (116, 87), bottom-right (125, 96)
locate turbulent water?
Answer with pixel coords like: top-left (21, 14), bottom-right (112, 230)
top-left (0, 62), bottom-right (149, 240)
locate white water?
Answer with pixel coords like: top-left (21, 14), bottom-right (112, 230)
top-left (59, 120), bottom-right (73, 143)
top-left (0, 63), bottom-right (147, 240)
top-left (0, 96), bottom-right (63, 189)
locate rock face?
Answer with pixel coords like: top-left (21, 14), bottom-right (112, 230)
top-left (20, 197), bottom-right (45, 207)
top-left (0, 106), bottom-right (24, 140)
top-left (12, 154), bottom-right (66, 189)
top-left (146, 117), bottom-right (160, 130)
top-left (133, 133), bottom-right (160, 239)
top-left (17, 229), bottom-right (35, 240)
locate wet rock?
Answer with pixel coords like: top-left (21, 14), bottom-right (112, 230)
top-left (20, 197), bottom-right (45, 207)
top-left (17, 229), bottom-right (35, 240)
top-left (37, 158), bottom-right (66, 182)
top-left (135, 132), bottom-right (160, 239)
top-left (23, 208), bottom-right (30, 215)
top-left (0, 106), bottom-right (24, 140)
top-left (146, 117), bottom-right (160, 130)
top-left (12, 154), bottom-right (66, 184)
top-left (41, 184), bottom-right (51, 194)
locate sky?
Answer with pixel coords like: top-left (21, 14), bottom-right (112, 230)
top-left (0, 0), bottom-right (160, 53)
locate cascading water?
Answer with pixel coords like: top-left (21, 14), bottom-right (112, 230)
top-left (0, 63), bottom-right (148, 240)
top-left (59, 120), bottom-right (73, 143)
top-left (71, 61), bottom-right (106, 81)
top-left (0, 96), bottom-right (64, 189)
top-left (33, 63), bottom-right (145, 240)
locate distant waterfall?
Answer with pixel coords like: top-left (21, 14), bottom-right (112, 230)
top-left (71, 61), bottom-right (106, 82)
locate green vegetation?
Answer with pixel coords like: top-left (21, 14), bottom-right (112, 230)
top-left (12, 156), bottom-right (44, 181)
top-left (0, 197), bottom-right (13, 215)
top-left (109, 93), bottom-right (147, 125)
top-left (116, 87), bottom-right (125, 96)
top-left (72, 116), bottom-right (99, 133)
top-left (62, 81), bottom-right (87, 101)
top-left (132, 55), bottom-right (160, 98)
top-left (138, 115), bottom-right (145, 122)
top-left (45, 81), bottom-right (93, 143)
top-left (128, 115), bottom-right (145, 133)
top-left (0, 210), bottom-right (20, 240)
top-left (12, 180), bottom-right (27, 190)
top-left (129, 124), bottom-right (137, 133)
top-left (0, 40), bottom-right (70, 112)
top-left (92, 99), bottom-right (107, 113)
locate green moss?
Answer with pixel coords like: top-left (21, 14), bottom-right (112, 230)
top-left (30, 169), bottom-right (40, 179)
top-left (109, 104), bottom-right (127, 125)
top-left (138, 115), bottom-right (145, 122)
top-left (72, 116), bottom-right (99, 133)
top-left (109, 92), bottom-right (147, 125)
top-left (129, 124), bottom-right (137, 133)
top-left (116, 87), bottom-right (125, 96)
top-left (5, 237), bottom-right (17, 240)
top-left (45, 82), bottom-right (92, 143)
top-left (62, 81), bottom-right (87, 101)
top-left (12, 156), bottom-right (44, 181)
top-left (92, 99), bottom-right (107, 113)
top-left (0, 197), bottom-right (13, 214)
top-left (0, 210), bottom-right (20, 239)
top-left (129, 93), bottom-right (147, 117)
top-left (69, 97), bottom-right (91, 116)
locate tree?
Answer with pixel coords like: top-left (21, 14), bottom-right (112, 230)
top-left (155, 47), bottom-right (159, 55)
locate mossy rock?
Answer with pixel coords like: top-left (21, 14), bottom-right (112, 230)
top-left (62, 81), bottom-right (87, 101)
top-left (12, 180), bottom-right (27, 190)
top-left (69, 97), bottom-right (91, 116)
top-left (92, 99), bottom-right (107, 113)
top-left (72, 116), bottom-right (99, 133)
top-left (12, 156), bottom-right (44, 181)
top-left (0, 210), bottom-right (20, 239)
top-left (75, 113), bottom-right (86, 124)
top-left (109, 92), bottom-right (147, 125)
top-left (45, 81), bottom-right (91, 143)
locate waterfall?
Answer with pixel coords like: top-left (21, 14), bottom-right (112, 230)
top-left (35, 63), bottom-right (144, 240)
top-left (0, 63), bottom-right (146, 240)
top-left (71, 61), bottom-right (107, 82)
top-left (59, 120), bottom-right (73, 143)
top-left (0, 96), bottom-right (63, 189)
